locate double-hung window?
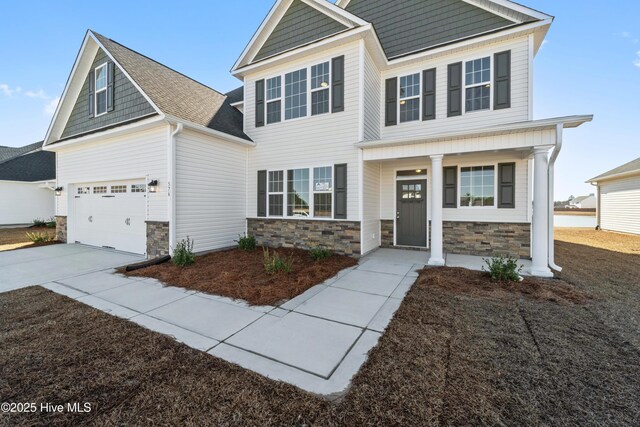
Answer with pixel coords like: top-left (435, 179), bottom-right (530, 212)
top-left (465, 57), bottom-right (491, 112)
top-left (285, 68), bottom-right (307, 120)
top-left (266, 76), bottom-right (282, 124)
top-left (95, 63), bottom-right (108, 116)
top-left (287, 168), bottom-right (310, 216)
top-left (268, 171), bottom-right (284, 216)
top-left (399, 73), bottom-right (420, 123)
top-left (310, 62), bottom-right (330, 115)
top-left (313, 166), bottom-right (332, 217)
top-left (460, 166), bottom-right (495, 207)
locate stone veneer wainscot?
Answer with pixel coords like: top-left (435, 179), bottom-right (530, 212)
top-left (146, 221), bottom-right (169, 257)
top-left (247, 218), bottom-right (361, 256)
top-left (55, 216), bottom-right (67, 243)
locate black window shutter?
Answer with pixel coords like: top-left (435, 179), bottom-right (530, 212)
top-left (257, 170), bottom-right (267, 217)
top-left (331, 55), bottom-right (344, 113)
top-left (422, 68), bottom-right (436, 121)
top-left (334, 164), bottom-right (347, 219)
top-left (88, 70), bottom-right (95, 117)
top-left (443, 166), bottom-right (457, 208)
top-left (447, 62), bottom-right (462, 117)
top-left (385, 77), bottom-right (397, 126)
top-left (498, 163), bottom-right (516, 208)
top-left (255, 79), bottom-right (265, 128)
top-left (494, 50), bottom-right (511, 110)
top-left (106, 61), bottom-right (115, 112)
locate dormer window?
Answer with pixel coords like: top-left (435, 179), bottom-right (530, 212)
top-left (465, 57), bottom-right (491, 112)
top-left (399, 73), bottom-right (420, 122)
top-left (95, 63), bottom-right (108, 116)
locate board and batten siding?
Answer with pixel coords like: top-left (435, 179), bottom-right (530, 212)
top-left (378, 36), bottom-right (530, 141)
top-left (244, 41), bottom-right (362, 220)
top-left (0, 182), bottom-right (54, 225)
top-left (599, 175), bottom-right (640, 235)
top-left (55, 124), bottom-right (169, 222)
top-left (362, 160), bottom-right (381, 254)
top-left (376, 153), bottom-right (530, 224)
top-left (175, 129), bottom-right (249, 253)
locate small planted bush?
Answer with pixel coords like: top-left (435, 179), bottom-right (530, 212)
top-left (173, 237), bottom-right (196, 267)
top-left (309, 246), bottom-right (332, 261)
top-left (482, 256), bottom-right (523, 282)
top-left (26, 231), bottom-right (54, 243)
top-left (263, 248), bottom-right (293, 274)
top-left (33, 217), bottom-right (56, 228)
top-left (236, 234), bottom-right (257, 251)
top-left (46, 218), bottom-right (56, 228)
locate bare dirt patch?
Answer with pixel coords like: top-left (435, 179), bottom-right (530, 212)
top-left (124, 247), bottom-right (357, 306)
top-left (0, 226), bottom-right (58, 252)
top-left (556, 227), bottom-right (640, 254)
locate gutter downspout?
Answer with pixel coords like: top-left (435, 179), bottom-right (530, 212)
top-left (548, 123), bottom-right (562, 272)
top-left (168, 123), bottom-right (183, 256)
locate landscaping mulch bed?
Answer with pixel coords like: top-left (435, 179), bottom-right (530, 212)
top-left (124, 247), bottom-right (358, 306)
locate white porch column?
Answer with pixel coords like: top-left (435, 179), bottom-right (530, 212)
top-left (531, 147), bottom-right (553, 277)
top-left (428, 155), bottom-right (445, 266)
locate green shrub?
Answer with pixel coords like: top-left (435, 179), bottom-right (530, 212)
top-left (236, 234), bottom-right (257, 251)
top-left (309, 246), bottom-right (332, 261)
top-left (263, 248), bottom-right (293, 274)
top-left (26, 231), bottom-right (54, 243)
top-left (172, 237), bottom-right (196, 267)
top-left (33, 217), bottom-right (56, 228)
top-left (482, 256), bottom-right (523, 282)
top-left (46, 219), bottom-right (56, 228)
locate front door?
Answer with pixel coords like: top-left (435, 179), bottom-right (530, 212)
top-left (396, 180), bottom-right (427, 247)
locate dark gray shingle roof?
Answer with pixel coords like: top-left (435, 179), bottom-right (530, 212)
top-left (92, 32), bottom-right (250, 141)
top-left (226, 86), bottom-right (244, 104)
top-left (589, 157), bottom-right (640, 182)
top-left (0, 141), bottom-right (43, 164)
top-left (0, 150), bottom-right (55, 182)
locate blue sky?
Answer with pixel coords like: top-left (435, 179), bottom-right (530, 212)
top-left (0, 0), bottom-right (637, 199)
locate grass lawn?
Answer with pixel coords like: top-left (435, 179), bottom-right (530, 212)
top-left (0, 226), bottom-right (57, 252)
top-left (123, 247), bottom-right (358, 306)
top-left (1, 230), bottom-right (639, 426)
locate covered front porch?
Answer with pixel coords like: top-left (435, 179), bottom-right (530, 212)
top-left (358, 116), bottom-right (593, 277)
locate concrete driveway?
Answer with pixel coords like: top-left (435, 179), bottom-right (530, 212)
top-left (0, 244), bottom-right (144, 293)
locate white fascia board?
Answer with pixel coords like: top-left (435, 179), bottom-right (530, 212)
top-left (302, 0), bottom-right (368, 27)
top-left (42, 115), bottom-right (166, 152)
top-left (164, 115), bottom-right (256, 147)
top-left (484, 0), bottom-right (553, 21)
top-left (230, 101), bottom-right (244, 107)
top-left (232, 25), bottom-right (371, 77)
top-left (355, 115), bottom-right (593, 149)
top-left (587, 170), bottom-right (640, 185)
top-left (89, 31), bottom-right (162, 115)
top-left (335, 0), bottom-right (351, 8)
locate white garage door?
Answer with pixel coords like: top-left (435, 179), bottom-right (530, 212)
top-left (600, 176), bottom-right (640, 235)
top-left (73, 180), bottom-right (147, 254)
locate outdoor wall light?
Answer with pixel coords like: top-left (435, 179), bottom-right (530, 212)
top-left (320, 81), bottom-right (329, 88)
top-left (54, 187), bottom-right (63, 196)
top-left (148, 180), bottom-right (159, 193)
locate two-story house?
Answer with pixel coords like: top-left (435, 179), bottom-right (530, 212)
top-left (44, 0), bottom-right (592, 277)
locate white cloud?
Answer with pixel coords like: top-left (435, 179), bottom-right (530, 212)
top-left (634, 51), bottom-right (640, 68)
top-left (618, 31), bottom-right (639, 44)
top-left (25, 89), bottom-right (49, 100)
top-left (0, 83), bottom-right (21, 96)
top-left (44, 97), bottom-right (60, 116)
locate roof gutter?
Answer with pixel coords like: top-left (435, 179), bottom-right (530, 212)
top-left (547, 123), bottom-right (562, 272)
top-left (164, 115), bottom-right (255, 147)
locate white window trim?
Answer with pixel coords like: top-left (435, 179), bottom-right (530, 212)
top-left (266, 76), bottom-right (282, 125)
top-left (457, 163), bottom-right (499, 209)
top-left (262, 59), bottom-right (333, 126)
top-left (310, 61), bottom-right (331, 116)
top-left (94, 63), bottom-right (108, 117)
top-left (462, 55), bottom-right (493, 114)
top-left (267, 170), bottom-right (285, 217)
top-left (397, 72), bottom-right (421, 123)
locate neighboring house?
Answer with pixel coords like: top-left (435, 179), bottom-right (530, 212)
top-left (567, 194), bottom-right (596, 209)
top-left (588, 157), bottom-right (640, 235)
top-left (43, 0), bottom-right (592, 277)
top-left (0, 142), bottom-right (56, 225)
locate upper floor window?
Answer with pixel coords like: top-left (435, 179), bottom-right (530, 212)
top-left (465, 57), bottom-right (490, 112)
top-left (399, 73), bottom-right (420, 123)
top-left (285, 69), bottom-right (307, 120)
top-left (460, 165), bottom-right (495, 207)
top-left (311, 62), bottom-right (330, 116)
top-left (266, 76), bottom-right (282, 124)
top-left (95, 63), bottom-right (108, 116)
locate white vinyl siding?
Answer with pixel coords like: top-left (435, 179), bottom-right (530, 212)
top-left (0, 181), bottom-right (54, 225)
top-left (379, 36), bottom-right (530, 140)
top-left (599, 176), bottom-right (640, 235)
top-left (245, 41), bottom-right (361, 221)
top-left (362, 160), bottom-right (381, 254)
top-left (175, 128), bottom-right (249, 253)
top-left (55, 124), bottom-right (169, 222)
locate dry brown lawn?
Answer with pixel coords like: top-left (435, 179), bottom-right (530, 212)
top-left (0, 227), bottom-right (56, 251)
top-left (1, 230), bottom-right (638, 426)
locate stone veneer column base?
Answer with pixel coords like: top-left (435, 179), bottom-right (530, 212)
top-left (146, 221), bottom-right (169, 258)
top-left (55, 216), bottom-right (67, 243)
top-left (247, 218), bottom-right (361, 256)
top-left (443, 221), bottom-right (531, 259)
